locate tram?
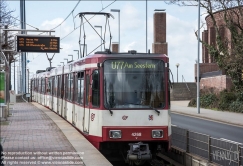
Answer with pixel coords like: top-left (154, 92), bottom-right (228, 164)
top-left (31, 50), bottom-right (171, 165)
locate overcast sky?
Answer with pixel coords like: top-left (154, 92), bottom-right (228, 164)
top-left (6, 0), bottom-right (206, 88)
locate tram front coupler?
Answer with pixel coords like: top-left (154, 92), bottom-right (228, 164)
top-left (127, 142), bottom-right (152, 161)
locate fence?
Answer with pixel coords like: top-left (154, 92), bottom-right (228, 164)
top-left (172, 126), bottom-right (242, 166)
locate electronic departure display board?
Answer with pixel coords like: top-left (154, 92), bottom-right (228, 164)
top-left (17, 36), bottom-right (60, 53)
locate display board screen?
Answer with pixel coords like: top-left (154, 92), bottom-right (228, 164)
top-left (17, 36), bottom-right (60, 53)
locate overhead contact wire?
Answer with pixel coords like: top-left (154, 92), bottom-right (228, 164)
top-left (61, 0), bottom-right (116, 41)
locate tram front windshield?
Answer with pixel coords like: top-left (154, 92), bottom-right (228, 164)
top-left (104, 59), bottom-right (165, 109)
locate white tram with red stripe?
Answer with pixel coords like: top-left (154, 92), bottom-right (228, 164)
top-left (31, 50), bottom-right (171, 165)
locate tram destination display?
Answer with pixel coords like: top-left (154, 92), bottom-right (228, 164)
top-left (17, 36), bottom-right (60, 53)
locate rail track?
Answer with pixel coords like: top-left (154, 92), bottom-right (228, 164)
top-left (104, 151), bottom-right (182, 166)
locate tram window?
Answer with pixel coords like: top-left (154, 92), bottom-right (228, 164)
top-left (41, 78), bottom-right (45, 94)
top-left (69, 74), bottom-right (73, 101)
top-left (92, 70), bottom-right (100, 107)
top-left (67, 74), bottom-right (70, 100)
top-left (54, 76), bottom-right (57, 97)
top-left (85, 74), bottom-right (90, 106)
top-left (65, 74), bottom-right (68, 100)
top-left (76, 72), bottom-right (84, 105)
top-left (36, 79), bottom-right (38, 92)
top-left (57, 76), bottom-right (61, 98)
top-left (38, 79), bottom-right (41, 92)
top-left (47, 77), bottom-right (52, 95)
top-left (61, 75), bottom-right (64, 98)
top-left (31, 80), bottom-right (34, 91)
top-left (35, 79), bottom-right (37, 91)
top-left (51, 77), bottom-right (55, 95)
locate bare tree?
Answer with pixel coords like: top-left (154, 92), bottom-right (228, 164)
top-left (0, 0), bottom-right (17, 64)
top-left (167, 0), bottom-right (243, 91)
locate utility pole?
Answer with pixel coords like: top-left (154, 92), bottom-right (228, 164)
top-left (20, 0), bottom-right (26, 93)
top-left (4, 25), bottom-right (11, 91)
top-left (146, 0), bottom-right (147, 53)
top-left (14, 61), bottom-right (15, 90)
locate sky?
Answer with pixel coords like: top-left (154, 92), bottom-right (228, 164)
top-left (5, 0), bottom-right (206, 90)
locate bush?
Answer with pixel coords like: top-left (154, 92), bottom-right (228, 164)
top-left (200, 93), bottom-right (218, 108)
top-left (187, 88), bottom-right (243, 113)
top-left (236, 92), bottom-right (243, 101)
top-left (229, 101), bottom-right (243, 113)
top-left (218, 91), bottom-right (237, 111)
top-left (188, 98), bottom-right (196, 107)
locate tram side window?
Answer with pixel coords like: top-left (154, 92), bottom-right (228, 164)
top-left (69, 74), bottom-right (73, 101)
top-left (38, 79), bottom-right (41, 93)
top-left (37, 79), bottom-right (38, 92)
top-left (54, 76), bottom-right (57, 97)
top-left (92, 70), bottom-right (100, 107)
top-left (47, 78), bottom-right (52, 95)
top-left (35, 79), bottom-right (37, 91)
top-left (57, 76), bottom-right (61, 98)
top-left (85, 74), bottom-right (90, 106)
top-left (31, 80), bottom-right (34, 91)
top-left (34, 79), bottom-right (37, 92)
top-left (34, 79), bottom-right (36, 91)
top-left (51, 77), bottom-right (54, 95)
top-left (41, 78), bottom-right (45, 94)
top-left (65, 74), bottom-right (68, 100)
top-left (76, 72), bottom-right (84, 105)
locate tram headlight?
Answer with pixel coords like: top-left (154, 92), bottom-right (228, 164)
top-left (152, 130), bottom-right (163, 138)
top-left (109, 130), bottom-right (122, 139)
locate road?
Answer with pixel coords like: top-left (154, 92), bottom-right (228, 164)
top-left (171, 113), bottom-right (243, 144)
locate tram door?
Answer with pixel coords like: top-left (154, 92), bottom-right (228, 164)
top-left (83, 70), bottom-right (90, 133)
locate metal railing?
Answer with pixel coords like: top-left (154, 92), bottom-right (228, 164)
top-left (172, 126), bottom-right (242, 166)
top-left (182, 75), bottom-right (190, 91)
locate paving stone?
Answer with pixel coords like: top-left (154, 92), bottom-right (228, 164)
top-left (0, 103), bottom-right (85, 166)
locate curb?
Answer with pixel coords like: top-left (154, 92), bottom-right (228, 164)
top-left (171, 110), bottom-right (243, 128)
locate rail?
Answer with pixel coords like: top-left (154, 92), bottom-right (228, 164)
top-left (182, 75), bottom-right (190, 91)
top-left (172, 126), bottom-right (243, 166)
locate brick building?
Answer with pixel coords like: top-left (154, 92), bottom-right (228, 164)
top-left (196, 6), bottom-right (243, 92)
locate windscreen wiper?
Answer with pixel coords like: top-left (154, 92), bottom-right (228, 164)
top-left (149, 106), bottom-right (160, 116)
top-left (108, 107), bottom-right (113, 116)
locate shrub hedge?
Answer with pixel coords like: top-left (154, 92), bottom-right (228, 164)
top-left (188, 89), bottom-right (243, 113)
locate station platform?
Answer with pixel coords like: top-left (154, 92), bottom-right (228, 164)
top-left (0, 102), bottom-right (112, 166)
top-left (171, 100), bottom-right (243, 127)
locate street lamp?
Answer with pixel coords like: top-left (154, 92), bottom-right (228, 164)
top-left (60, 62), bottom-right (64, 66)
top-left (73, 50), bottom-right (79, 59)
top-left (94, 25), bottom-right (102, 51)
top-left (176, 63), bottom-right (180, 83)
top-left (68, 55), bottom-right (73, 61)
top-left (197, 0), bottom-right (201, 114)
top-left (110, 9), bottom-right (120, 52)
top-left (64, 58), bottom-right (68, 63)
